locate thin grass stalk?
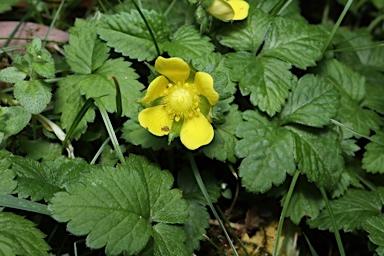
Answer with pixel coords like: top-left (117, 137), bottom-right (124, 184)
top-left (0, 194), bottom-right (50, 215)
top-left (43, 0), bottom-right (66, 47)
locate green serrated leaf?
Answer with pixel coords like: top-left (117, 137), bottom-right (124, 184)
top-left (163, 25), bottom-right (214, 62)
top-left (226, 53), bottom-right (294, 116)
top-left (235, 110), bottom-right (296, 193)
top-left (19, 138), bottom-right (61, 161)
top-left (284, 177), bottom-right (325, 225)
top-left (0, 67), bottom-right (26, 83)
top-left (216, 8), bottom-right (273, 53)
top-left (97, 10), bottom-right (169, 61)
top-left (281, 74), bottom-right (340, 127)
top-left (0, 106), bottom-right (31, 136)
top-left (362, 132), bottom-right (384, 174)
top-left (49, 155), bottom-right (189, 255)
top-left (203, 104), bottom-right (241, 163)
top-left (13, 80), bottom-right (51, 114)
top-left (177, 167), bottom-right (221, 205)
top-left (54, 75), bottom-right (96, 139)
top-left (287, 126), bottom-right (344, 189)
top-left (0, 212), bottom-right (50, 256)
top-left (79, 58), bottom-right (144, 116)
top-left (315, 59), bottom-right (382, 137)
top-left (261, 17), bottom-right (327, 69)
top-left (308, 188), bottom-right (384, 232)
top-left (65, 21), bottom-right (109, 74)
top-left (152, 223), bottom-right (189, 256)
top-left (330, 164), bottom-right (363, 199)
top-left (363, 215), bottom-right (384, 256)
top-left (0, 151), bottom-right (17, 195)
top-left (183, 201), bottom-right (210, 252)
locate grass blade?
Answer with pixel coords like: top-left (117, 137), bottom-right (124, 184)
top-left (304, 233), bottom-right (319, 256)
top-left (0, 194), bottom-right (50, 215)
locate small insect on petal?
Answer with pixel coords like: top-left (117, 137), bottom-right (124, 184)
top-left (161, 126), bottom-right (170, 132)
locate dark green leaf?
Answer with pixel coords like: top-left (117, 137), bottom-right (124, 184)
top-left (236, 110), bottom-right (296, 193)
top-left (49, 155), bottom-right (189, 255)
top-left (226, 53), bottom-right (294, 116)
top-left (362, 132), bottom-right (384, 174)
top-left (308, 188), bottom-right (384, 232)
top-left (152, 224), bottom-right (189, 256)
top-left (13, 80), bottom-right (51, 114)
top-left (363, 215), bottom-right (384, 255)
top-left (0, 106), bottom-right (31, 136)
top-left (97, 10), bottom-right (169, 61)
top-left (281, 74), bottom-right (340, 127)
top-left (0, 212), bottom-right (50, 256)
top-left (163, 25), bottom-right (214, 61)
top-left (287, 126), bottom-right (344, 189)
top-left (0, 151), bottom-right (17, 195)
top-left (261, 17), bottom-right (327, 69)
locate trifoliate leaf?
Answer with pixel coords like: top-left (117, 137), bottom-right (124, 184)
top-left (0, 106), bottom-right (31, 136)
top-left (79, 58), bottom-right (144, 116)
top-left (0, 212), bottom-right (50, 256)
top-left (152, 223), bottom-right (189, 256)
top-left (216, 8), bottom-right (273, 52)
top-left (0, 151), bottom-right (17, 195)
top-left (65, 20), bottom-right (109, 74)
top-left (362, 132), bottom-right (384, 174)
top-left (287, 126), bottom-right (344, 189)
top-left (283, 177), bottom-right (325, 225)
top-left (235, 110), bottom-right (296, 193)
top-left (308, 188), bottom-right (384, 232)
top-left (183, 201), bottom-right (210, 252)
top-left (0, 67), bottom-right (26, 83)
top-left (203, 105), bottom-right (242, 163)
top-left (363, 215), bottom-right (384, 256)
top-left (261, 17), bottom-right (327, 69)
top-left (121, 115), bottom-right (170, 150)
top-left (315, 59), bottom-right (382, 137)
top-left (97, 10), bottom-right (169, 61)
top-left (54, 75), bottom-right (96, 139)
top-left (226, 53), bottom-right (294, 116)
top-left (281, 74), bottom-right (340, 127)
top-left (49, 155), bottom-right (189, 256)
top-left (163, 25), bottom-right (214, 62)
top-left (13, 80), bottom-right (51, 114)
top-left (177, 167), bottom-right (222, 205)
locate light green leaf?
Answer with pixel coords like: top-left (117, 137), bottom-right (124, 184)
top-left (0, 67), bottom-right (26, 83)
top-left (49, 155), bottom-right (189, 255)
top-left (308, 188), bottom-right (384, 232)
top-left (13, 80), bottom-right (51, 114)
top-left (152, 224), bottom-right (189, 256)
top-left (25, 37), bottom-right (55, 79)
top-left (216, 8), bottom-right (273, 52)
top-left (163, 25), bottom-right (214, 62)
top-left (0, 106), bottom-right (31, 136)
top-left (183, 201), bottom-right (210, 252)
top-left (362, 132), bottom-right (384, 174)
top-left (0, 0), bottom-right (22, 13)
top-left (284, 177), bottom-right (325, 225)
top-left (287, 126), bottom-right (344, 189)
top-left (340, 139), bottom-right (361, 157)
top-left (281, 74), bottom-right (340, 127)
top-left (65, 20), bottom-right (109, 74)
top-left (203, 105), bottom-right (242, 163)
top-left (235, 110), bottom-right (296, 193)
top-left (226, 52), bottom-right (294, 116)
top-left (363, 215), bottom-right (384, 256)
top-left (97, 10), bottom-right (169, 61)
top-left (0, 151), bottom-right (17, 195)
top-left (261, 17), bottom-right (327, 69)
top-left (0, 212), bottom-right (50, 256)
top-left (79, 58), bottom-right (144, 117)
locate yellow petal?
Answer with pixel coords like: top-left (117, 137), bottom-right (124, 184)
top-left (194, 72), bottom-right (219, 105)
top-left (138, 105), bottom-right (173, 136)
top-left (141, 75), bottom-right (169, 104)
top-left (180, 113), bottom-right (214, 150)
top-left (207, 0), bottom-right (234, 21)
top-left (228, 0), bottom-right (249, 20)
top-left (155, 56), bottom-right (190, 83)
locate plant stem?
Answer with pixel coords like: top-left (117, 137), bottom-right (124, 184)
top-left (273, 169), bottom-right (300, 256)
top-left (0, 195), bottom-right (50, 215)
top-left (319, 187), bottom-right (346, 256)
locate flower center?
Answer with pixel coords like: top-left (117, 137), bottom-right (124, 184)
top-left (163, 82), bottom-right (200, 121)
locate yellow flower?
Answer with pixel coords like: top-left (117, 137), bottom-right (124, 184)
top-left (138, 57), bottom-right (219, 150)
top-left (207, 0), bottom-right (249, 21)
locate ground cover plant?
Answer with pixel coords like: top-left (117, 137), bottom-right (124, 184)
top-left (0, 0), bottom-right (384, 255)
